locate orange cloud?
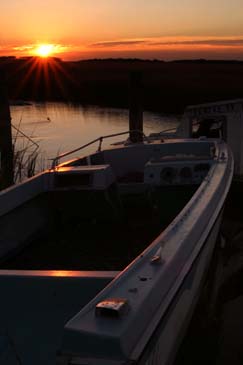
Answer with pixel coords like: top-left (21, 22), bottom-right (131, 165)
top-left (80, 36), bottom-right (243, 61)
top-left (87, 36), bottom-right (243, 49)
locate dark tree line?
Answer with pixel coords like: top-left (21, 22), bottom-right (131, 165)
top-left (1, 57), bottom-right (243, 113)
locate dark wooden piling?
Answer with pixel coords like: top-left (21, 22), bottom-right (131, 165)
top-left (0, 73), bottom-right (14, 189)
top-left (129, 71), bottom-right (143, 143)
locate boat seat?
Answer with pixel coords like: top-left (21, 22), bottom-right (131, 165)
top-left (53, 164), bottom-right (116, 190)
top-left (51, 165), bottom-right (122, 224)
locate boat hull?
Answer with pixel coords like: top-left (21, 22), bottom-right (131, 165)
top-left (57, 139), bottom-right (233, 365)
top-left (139, 210), bottom-right (223, 365)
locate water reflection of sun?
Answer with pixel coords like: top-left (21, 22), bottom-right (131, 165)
top-left (34, 44), bottom-right (55, 58)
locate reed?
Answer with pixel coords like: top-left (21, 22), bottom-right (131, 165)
top-left (12, 121), bottom-right (45, 182)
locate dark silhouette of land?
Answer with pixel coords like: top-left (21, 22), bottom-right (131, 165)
top-left (0, 56), bottom-right (243, 113)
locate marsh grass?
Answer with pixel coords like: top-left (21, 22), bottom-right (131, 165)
top-left (12, 119), bottom-right (45, 182)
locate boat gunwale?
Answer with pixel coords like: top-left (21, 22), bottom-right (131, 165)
top-left (130, 141), bottom-right (234, 360)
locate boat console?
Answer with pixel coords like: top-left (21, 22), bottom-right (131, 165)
top-left (144, 157), bottom-right (212, 186)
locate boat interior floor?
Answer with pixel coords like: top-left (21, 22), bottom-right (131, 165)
top-left (0, 185), bottom-right (199, 271)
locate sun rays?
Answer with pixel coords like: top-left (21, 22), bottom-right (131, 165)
top-left (11, 54), bottom-right (76, 102)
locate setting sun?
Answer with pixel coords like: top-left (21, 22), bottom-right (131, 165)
top-left (34, 44), bottom-right (55, 58)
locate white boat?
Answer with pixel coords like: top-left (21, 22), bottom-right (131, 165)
top-left (0, 132), bottom-right (233, 365)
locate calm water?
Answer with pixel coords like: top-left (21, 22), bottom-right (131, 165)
top-left (10, 102), bottom-right (180, 168)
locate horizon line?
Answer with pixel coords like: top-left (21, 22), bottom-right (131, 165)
top-left (1, 55), bottom-right (243, 63)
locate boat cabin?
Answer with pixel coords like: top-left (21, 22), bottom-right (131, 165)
top-left (176, 99), bottom-right (243, 177)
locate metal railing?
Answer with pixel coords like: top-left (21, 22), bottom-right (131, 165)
top-left (149, 126), bottom-right (178, 136)
top-left (50, 130), bottom-right (148, 169)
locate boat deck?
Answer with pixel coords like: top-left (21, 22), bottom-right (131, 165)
top-left (0, 185), bottom-right (198, 271)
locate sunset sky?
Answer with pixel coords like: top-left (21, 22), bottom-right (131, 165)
top-left (1, 0), bottom-right (243, 60)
